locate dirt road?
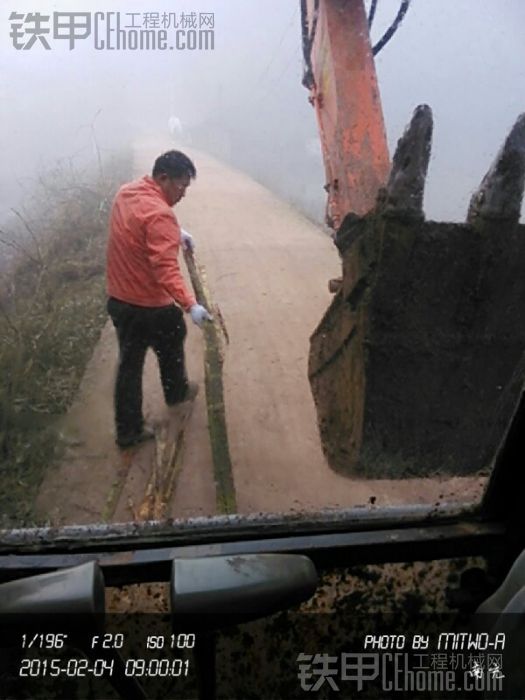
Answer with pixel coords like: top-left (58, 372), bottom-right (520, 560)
top-left (35, 142), bottom-right (485, 526)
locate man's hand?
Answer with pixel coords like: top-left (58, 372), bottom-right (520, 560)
top-left (181, 228), bottom-right (195, 252)
top-left (190, 303), bottom-right (213, 328)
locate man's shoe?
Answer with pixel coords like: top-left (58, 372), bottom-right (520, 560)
top-left (167, 381), bottom-right (199, 406)
top-left (117, 426), bottom-right (156, 449)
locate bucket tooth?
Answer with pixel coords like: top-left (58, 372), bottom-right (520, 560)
top-left (468, 113), bottom-right (525, 224)
top-left (381, 104), bottom-right (433, 219)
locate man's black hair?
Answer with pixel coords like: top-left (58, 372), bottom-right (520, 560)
top-left (152, 150), bottom-right (197, 179)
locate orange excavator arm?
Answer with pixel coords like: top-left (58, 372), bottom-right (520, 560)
top-left (302, 0), bottom-right (390, 228)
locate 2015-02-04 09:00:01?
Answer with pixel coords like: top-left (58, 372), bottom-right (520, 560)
top-left (19, 656), bottom-right (191, 678)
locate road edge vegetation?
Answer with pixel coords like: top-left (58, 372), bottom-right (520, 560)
top-left (0, 150), bottom-right (132, 527)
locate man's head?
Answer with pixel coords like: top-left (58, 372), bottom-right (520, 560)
top-left (152, 150), bottom-right (196, 206)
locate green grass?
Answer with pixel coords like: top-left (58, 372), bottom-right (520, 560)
top-left (0, 152), bottom-right (132, 527)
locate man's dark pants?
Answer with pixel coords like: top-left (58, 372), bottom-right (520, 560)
top-left (107, 297), bottom-right (189, 444)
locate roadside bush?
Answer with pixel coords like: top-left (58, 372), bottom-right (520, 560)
top-left (0, 151), bottom-right (132, 526)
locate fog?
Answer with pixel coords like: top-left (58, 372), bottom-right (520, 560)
top-left (1, 0), bottom-right (524, 225)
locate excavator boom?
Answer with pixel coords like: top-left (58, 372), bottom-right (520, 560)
top-left (302, 0), bottom-right (390, 227)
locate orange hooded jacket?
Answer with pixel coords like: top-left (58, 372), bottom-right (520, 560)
top-left (106, 175), bottom-right (196, 311)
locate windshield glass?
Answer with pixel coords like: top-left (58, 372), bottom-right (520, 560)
top-left (1, 0), bottom-right (523, 532)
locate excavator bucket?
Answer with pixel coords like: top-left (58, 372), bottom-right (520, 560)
top-left (309, 106), bottom-right (525, 477)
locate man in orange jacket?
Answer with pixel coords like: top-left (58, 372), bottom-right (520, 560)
top-left (106, 150), bottom-right (212, 449)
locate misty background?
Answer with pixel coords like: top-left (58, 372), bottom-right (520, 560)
top-left (1, 0), bottom-right (524, 228)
